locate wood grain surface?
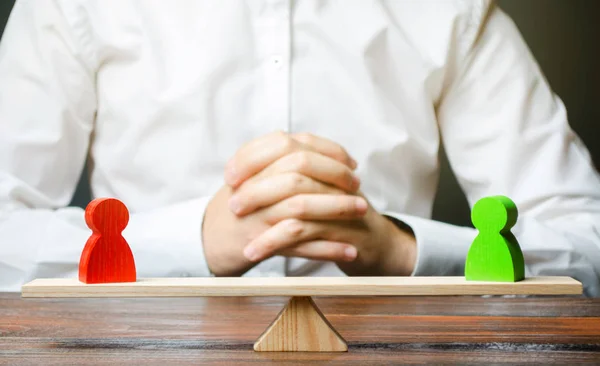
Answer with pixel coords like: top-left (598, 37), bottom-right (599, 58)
top-left (2, 293), bottom-right (600, 364)
top-left (21, 276), bottom-right (582, 297)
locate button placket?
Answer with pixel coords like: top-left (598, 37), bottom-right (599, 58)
top-left (254, 0), bottom-right (291, 277)
top-left (262, 5), bottom-right (290, 132)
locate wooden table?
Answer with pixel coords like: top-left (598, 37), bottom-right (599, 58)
top-left (1, 293), bottom-right (600, 364)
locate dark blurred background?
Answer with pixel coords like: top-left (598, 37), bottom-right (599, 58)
top-left (1, 1), bottom-right (598, 227)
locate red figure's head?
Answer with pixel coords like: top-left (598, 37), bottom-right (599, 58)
top-left (84, 198), bottom-right (130, 233)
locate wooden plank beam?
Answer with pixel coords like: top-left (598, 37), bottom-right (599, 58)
top-left (21, 276), bottom-right (582, 298)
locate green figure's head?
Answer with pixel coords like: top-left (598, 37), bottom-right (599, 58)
top-left (471, 195), bottom-right (518, 233)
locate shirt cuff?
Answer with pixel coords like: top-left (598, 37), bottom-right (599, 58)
top-left (383, 212), bottom-right (477, 276)
top-left (124, 196), bottom-right (213, 278)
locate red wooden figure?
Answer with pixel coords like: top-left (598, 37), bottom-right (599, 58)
top-left (79, 198), bottom-right (136, 284)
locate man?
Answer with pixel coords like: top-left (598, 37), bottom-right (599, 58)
top-left (1, 1), bottom-right (599, 295)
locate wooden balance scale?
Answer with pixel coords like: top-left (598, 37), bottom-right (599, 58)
top-left (21, 276), bottom-right (582, 352)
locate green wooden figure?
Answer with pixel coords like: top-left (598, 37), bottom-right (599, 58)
top-left (465, 195), bottom-right (525, 282)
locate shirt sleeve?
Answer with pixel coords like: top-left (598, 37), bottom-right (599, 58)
top-left (388, 3), bottom-right (600, 296)
top-left (0, 0), bottom-right (212, 292)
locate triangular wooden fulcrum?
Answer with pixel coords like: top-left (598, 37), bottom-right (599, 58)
top-left (253, 296), bottom-right (348, 352)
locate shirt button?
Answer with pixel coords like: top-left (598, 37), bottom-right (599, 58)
top-left (271, 55), bottom-right (283, 68)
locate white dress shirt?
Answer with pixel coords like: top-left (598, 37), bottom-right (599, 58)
top-left (1, 0), bottom-right (599, 295)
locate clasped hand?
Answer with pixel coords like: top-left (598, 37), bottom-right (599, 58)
top-left (203, 131), bottom-right (416, 277)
